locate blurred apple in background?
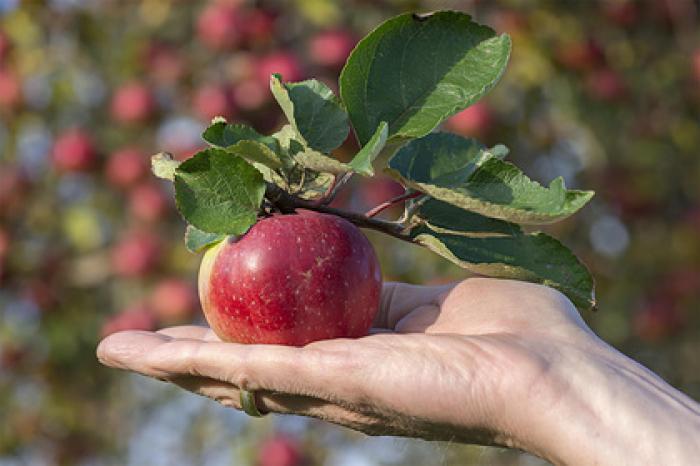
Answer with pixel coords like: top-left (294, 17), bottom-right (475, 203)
top-left (308, 30), bottom-right (356, 69)
top-left (144, 42), bottom-right (186, 85)
top-left (257, 435), bottom-right (303, 466)
top-left (240, 8), bottom-right (276, 46)
top-left (633, 297), bottom-right (684, 343)
top-left (111, 231), bottom-right (161, 277)
top-left (51, 129), bottom-right (97, 172)
top-left (193, 83), bottom-right (236, 121)
top-left (110, 82), bottom-right (155, 124)
top-left (601, 0), bottom-right (640, 27)
top-left (692, 49), bottom-right (700, 82)
top-left (105, 147), bottom-right (149, 189)
top-left (555, 39), bottom-right (605, 72)
top-left (445, 102), bottom-right (495, 138)
top-left (256, 52), bottom-right (304, 83)
top-left (196, 2), bottom-right (240, 51)
top-left (232, 78), bottom-right (269, 111)
top-left (0, 30), bottom-right (11, 62)
top-left (101, 303), bottom-right (156, 337)
top-left (149, 278), bottom-right (197, 323)
top-left (0, 68), bottom-right (21, 110)
top-left (586, 68), bottom-right (626, 101)
top-left (128, 182), bottom-right (169, 223)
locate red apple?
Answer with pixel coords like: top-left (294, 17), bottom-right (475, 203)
top-left (144, 42), bottom-right (186, 84)
top-left (0, 68), bottom-right (21, 110)
top-left (149, 278), bottom-right (197, 323)
top-left (101, 304), bottom-right (156, 337)
top-left (240, 9), bottom-right (276, 46)
top-left (586, 68), bottom-right (626, 101)
top-left (52, 129), bottom-right (97, 172)
top-left (555, 39), bottom-right (605, 72)
top-left (256, 52), bottom-right (303, 83)
top-left (199, 211), bottom-right (382, 346)
top-left (633, 298), bottom-right (683, 343)
top-left (232, 78), bottom-right (268, 111)
top-left (196, 3), bottom-right (240, 50)
top-left (601, 0), bottom-right (639, 27)
top-left (445, 101), bottom-right (494, 137)
top-left (257, 435), bottom-right (303, 466)
top-left (111, 82), bottom-right (155, 124)
top-left (308, 30), bottom-right (356, 69)
top-left (128, 182), bottom-right (169, 223)
top-left (193, 84), bottom-right (236, 121)
top-left (105, 147), bottom-right (149, 188)
top-left (111, 231), bottom-right (161, 277)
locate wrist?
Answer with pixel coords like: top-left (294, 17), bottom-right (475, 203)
top-left (519, 339), bottom-right (700, 465)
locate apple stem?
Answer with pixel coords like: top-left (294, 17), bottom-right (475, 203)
top-left (365, 191), bottom-right (423, 218)
top-left (265, 183), bottom-right (413, 243)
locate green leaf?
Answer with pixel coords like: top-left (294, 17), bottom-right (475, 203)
top-left (348, 121), bottom-right (388, 176)
top-left (387, 133), bottom-right (593, 224)
top-left (270, 75), bottom-right (350, 153)
top-left (184, 225), bottom-right (226, 253)
top-left (272, 124), bottom-right (351, 175)
top-left (228, 140), bottom-right (283, 170)
top-left (294, 147), bottom-right (351, 174)
top-left (410, 224), bottom-right (596, 310)
top-left (151, 152), bottom-right (180, 181)
top-left (203, 121), bottom-right (279, 152)
top-left (174, 148), bottom-right (265, 235)
top-left (340, 11), bottom-right (511, 145)
top-left (411, 197), bottom-right (522, 236)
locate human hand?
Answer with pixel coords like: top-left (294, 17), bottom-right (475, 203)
top-left (97, 278), bottom-right (700, 465)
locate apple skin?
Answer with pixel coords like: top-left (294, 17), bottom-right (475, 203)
top-left (199, 211), bottom-right (382, 346)
top-left (110, 82), bottom-right (155, 124)
top-left (257, 435), bottom-right (302, 466)
top-left (52, 129), bottom-right (96, 172)
top-left (105, 147), bottom-right (149, 188)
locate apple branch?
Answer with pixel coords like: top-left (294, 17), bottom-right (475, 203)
top-left (365, 191), bottom-right (423, 218)
top-left (265, 183), bottom-right (413, 243)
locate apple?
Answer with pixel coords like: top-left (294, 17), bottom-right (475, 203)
top-left (111, 231), bottom-right (161, 277)
top-left (633, 297), bottom-right (683, 343)
top-left (51, 129), bottom-right (97, 172)
top-left (149, 278), bottom-right (197, 323)
top-left (445, 101), bottom-right (494, 137)
top-left (196, 3), bottom-right (240, 51)
top-left (110, 82), bottom-right (155, 124)
top-left (257, 435), bottom-right (303, 466)
top-left (144, 42), bottom-right (186, 84)
top-left (308, 30), bottom-right (356, 69)
top-left (101, 304), bottom-right (156, 337)
top-left (105, 147), bottom-right (149, 189)
top-left (0, 68), bottom-right (21, 110)
top-left (193, 83), bottom-right (236, 121)
top-left (585, 68), bottom-right (626, 101)
top-left (602, 0), bottom-right (639, 27)
top-left (255, 52), bottom-right (303, 83)
top-left (128, 182), bottom-right (169, 223)
top-left (199, 210), bottom-right (382, 346)
top-left (232, 78), bottom-right (269, 111)
top-left (240, 8), bottom-right (276, 46)
top-left (555, 39), bottom-right (605, 72)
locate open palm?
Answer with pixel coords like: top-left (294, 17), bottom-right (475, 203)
top-left (97, 278), bottom-right (599, 449)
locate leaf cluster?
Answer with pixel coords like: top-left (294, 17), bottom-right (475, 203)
top-left (152, 11), bottom-right (596, 310)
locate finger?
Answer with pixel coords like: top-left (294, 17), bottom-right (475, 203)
top-left (170, 376), bottom-right (387, 434)
top-left (157, 326), bottom-right (220, 341)
top-left (97, 330), bottom-right (365, 403)
top-left (374, 282), bottom-right (456, 330)
top-left (393, 304), bottom-right (441, 334)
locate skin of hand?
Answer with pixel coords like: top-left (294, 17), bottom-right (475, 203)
top-left (97, 278), bottom-right (700, 465)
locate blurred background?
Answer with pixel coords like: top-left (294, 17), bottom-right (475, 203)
top-left (1, 0), bottom-right (699, 465)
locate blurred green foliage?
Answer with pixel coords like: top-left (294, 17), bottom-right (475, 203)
top-left (0, 0), bottom-right (698, 465)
